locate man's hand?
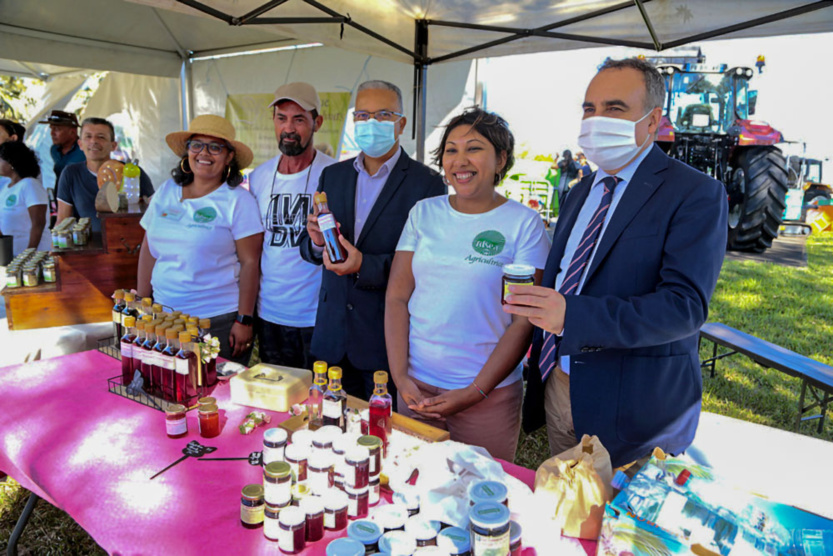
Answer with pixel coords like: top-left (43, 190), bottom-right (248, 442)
top-left (306, 202), bottom-right (325, 247)
top-left (503, 284), bottom-right (566, 335)
top-left (323, 235), bottom-right (363, 276)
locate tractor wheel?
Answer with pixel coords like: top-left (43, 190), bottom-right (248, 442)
top-left (726, 146), bottom-right (788, 252)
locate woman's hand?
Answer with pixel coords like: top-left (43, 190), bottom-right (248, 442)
top-left (415, 385), bottom-right (482, 419)
top-left (229, 322), bottom-right (253, 357)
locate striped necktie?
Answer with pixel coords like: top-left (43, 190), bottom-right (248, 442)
top-left (539, 175), bottom-right (621, 382)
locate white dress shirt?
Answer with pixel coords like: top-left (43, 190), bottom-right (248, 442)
top-left (352, 148), bottom-right (402, 238)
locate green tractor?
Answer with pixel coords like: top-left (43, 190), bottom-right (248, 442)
top-left (654, 60), bottom-right (788, 252)
top-left (786, 156), bottom-right (832, 221)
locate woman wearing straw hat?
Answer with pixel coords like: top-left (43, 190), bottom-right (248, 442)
top-left (137, 115), bottom-right (263, 364)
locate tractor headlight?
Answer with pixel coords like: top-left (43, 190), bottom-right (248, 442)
top-left (736, 68), bottom-right (744, 75)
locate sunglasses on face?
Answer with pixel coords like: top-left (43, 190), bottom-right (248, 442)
top-left (187, 140), bottom-right (229, 155)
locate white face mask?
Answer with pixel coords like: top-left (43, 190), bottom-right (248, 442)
top-left (577, 110), bottom-right (653, 172)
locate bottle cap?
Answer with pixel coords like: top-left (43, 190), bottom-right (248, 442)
top-left (165, 403), bottom-right (186, 414)
top-left (315, 191), bottom-right (328, 204)
top-left (187, 316), bottom-right (199, 324)
top-left (469, 501), bottom-right (510, 530)
top-left (123, 316), bottom-right (136, 327)
top-left (374, 370), bottom-right (388, 384)
top-left (187, 326), bottom-right (200, 336)
top-left (171, 310), bottom-right (182, 317)
top-left (241, 484), bottom-right (264, 501)
top-left (142, 315), bottom-right (153, 322)
top-left (313, 360), bottom-right (328, 375)
top-left (152, 303), bottom-right (163, 313)
top-left (155, 323), bottom-right (170, 335)
top-left (328, 366), bottom-right (342, 380)
top-left (199, 318), bottom-right (211, 329)
top-left (113, 289), bottom-right (124, 299)
top-left (173, 318), bottom-right (185, 325)
top-left (165, 328), bottom-right (179, 339)
top-left (198, 403), bottom-right (218, 414)
top-left (198, 396), bottom-right (217, 406)
top-left (178, 331), bottom-right (191, 344)
top-left (142, 297), bottom-right (152, 306)
top-left (124, 292), bottom-right (136, 301)
top-left (171, 325), bottom-right (185, 332)
top-left (264, 461), bottom-right (292, 479)
top-left (136, 321), bottom-right (145, 331)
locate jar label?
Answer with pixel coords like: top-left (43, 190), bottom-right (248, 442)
top-left (113, 310), bottom-right (122, 324)
top-left (322, 399), bottom-right (342, 420)
top-left (318, 213), bottom-right (337, 232)
top-left (278, 526), bottom-right (293, 551)
top-left (166, 417), bottom-right (187, 435)
top-left (159, 355), bottom-right (175, 370)
top-left (369, 484), bottom-right (380, 505)
top-left (504, 280), bottom-right (533, 299)
top-left (240, 503), bottom-right (264, 525)
top-left (264, 517), bottom-right (281, 540)
top-left (347, 496), bottom-right (358, 517)
top-left (472, 531), bottom-right (510, 556)
top-left (175, 357), bottom-right (190, 376)
top-left (120, 341), bottom-right (134, 358)
top-left (145, 351), bottom-right (157, 367)
top-left (324, 511), bottom-right (335, 529)
top-left (265, 482), bottom-right (292, 506)
top-left (263, 446), bottom-right (285, 465)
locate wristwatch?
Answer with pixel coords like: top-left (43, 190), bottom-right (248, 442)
top-left (235, 313), bottom-right (253, 326)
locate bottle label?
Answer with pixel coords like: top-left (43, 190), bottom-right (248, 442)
top-left (324, 511), bottom-right (335, 529)
top-left (278, 526), bottom-right (293, 551)
top-left (504, 279), bottom-right (533, 299)
top-left (145, 350), bottom-right (157, 367)
top-left (159, 355), bottom-right (175, 370)
top-left (472, 530), bottom-right (510, 556)
top-left (166, 417), bottom-right (187, 435)
top-left (112, 310), bottom-right (122, 324)
top-left (120, 341), bottom-right (133, 358)
top-left (240, 503), bottom-right (264, 525)
top-left (318, 213), bottom-right (337, 231)
top-left (323, 399), bottom-right (343, 420)
top-left (175, 357), bottom-right (190, 376)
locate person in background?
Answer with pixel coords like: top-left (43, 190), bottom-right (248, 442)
top-left (0, 120), bottom-right (27, 191)
top-left (0, 141), bottom-right (51, 255)
top-left (576, 151), bottom-right (592, 180)
top-left (299, 80), bottom-right (446, 401)
top-left (507, 57), bottom-right (728, 468)
top-left (37, 110), bottom-right (85, 182)
top-left (556, 148), bottom-right (579, 206)
top-left (249, 82), bottom-right (336, 369)
top-left (385, 108), bottom-right (550, 461)
top-left (56, 117), bottom-right (154, 232)
top-left (137, 115), bottom-right (263, 365)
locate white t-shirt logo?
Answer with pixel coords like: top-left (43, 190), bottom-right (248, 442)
top-left (265, 193), bottom-right (311, 248)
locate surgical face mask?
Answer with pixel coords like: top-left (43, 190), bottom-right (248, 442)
top-left (577, 110), bottom-right (653, 171)
top-left (355, 119), bottom-right (398, 158)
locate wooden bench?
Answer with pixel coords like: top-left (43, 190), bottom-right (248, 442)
top-left (699, 322), bottom-right (833, 434)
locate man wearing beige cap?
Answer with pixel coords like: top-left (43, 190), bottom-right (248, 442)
top-left (249, 82), bottom-right (337, 369)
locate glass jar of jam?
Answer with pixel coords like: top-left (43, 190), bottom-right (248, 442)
top-left (344, 446), bottom-right (370, 489)
top-left (347, 519), bottom-right (382, 554)
top-left (437, 526), bottom-right (472, 556)
top-left (300, 495), bottom-right (324, 542)
top-left (263, 427), bottom-right (288, 465)
top-left (405, 517), bottom-right (440, 547)
top-left (378, 530), bottom-right (416, 555)
top-left (165, 404), bottom-right (188, 439)
top-left (509, 520), bottom-right (522, 556)
top-left (469, 502), bottom-right (510, 555)
top-left (290, 429), bottom-right (315, 449)
top-left (307, 451), bottom-right (333, 495)
top-left (264, 461), bottom-right (292, 506)
top-left (324, 490), bottom-right (349, 531)
top-left (198, 403), bottom-right (220, 438)
top-left (264, 500), bottom-right (290, 541)
top-left (345, 484), bottom-right (368, 520)
top-left (240, 484), bottom-right (265, 529)
top-left (468, 480), bottom-right (508, 507)
top-left (312, 424), bottom-right (342, 456)
top-left (278, 506), bottom-right (306, 554)
top-left (284, 444), bottom-right (307, 483)
top-left (501, 263), bottom-right (535, 304)
top-left (357, 435), bottom-right (382, 476)
top-left (368, 476), bottom-right (380, 506)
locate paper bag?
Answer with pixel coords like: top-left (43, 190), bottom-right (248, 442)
top-left (533, 434), bottom-right (613, 540)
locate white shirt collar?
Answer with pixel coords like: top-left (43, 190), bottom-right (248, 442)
top-left (353, 147), bottom-right (402, 178)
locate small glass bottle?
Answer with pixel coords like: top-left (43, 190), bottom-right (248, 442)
top-left (278, 506), bottom-right (306, 554)
top-left (165, 403), bottom-right (188, 439)
top-left (263, 427), bottom-right (288, 465)
top-left (121, 291), bottom-right (139, 327)
top-left (133, 321), bottom-right (146, 382)
top-left (323, 490), bottom-right (349, 531)
top-left (151, 323), bottom-right (172, 397)
top-left (140, 297), bottom-right (153, 319)
top-left (265, 500), bottom-right (290, 541)
top-left (323, 367), bottom-right (347, 431)
top-left (198, 403), bottom-right (220, 438)
top-left (368, 371), bottom-right (392, 456)
top-left (140, 320), bottom-right (159, 393)
top-left (300, 495), bottom-right (325, 542)
top-left (175, 332), bottom-right (198, 404)
top-left (152, 302), bottom-right (164, 320)
top-left (284, 443), bottom-right (308, 483)
top-left (120, 316), bottom-right (137, 385)
top-left (240, 484), bottom-right (265, 529)
top-left (307, 360), bottom-right (328, 430)
top-left (112, 289), bottom-right (126, 339)
top-left (159, 328), bottom-right (180, 401)
top-left (314, 191), bottom-right (347, 263)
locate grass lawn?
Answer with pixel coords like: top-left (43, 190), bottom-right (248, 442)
top-left (3, 235), bottom-right (832, 554)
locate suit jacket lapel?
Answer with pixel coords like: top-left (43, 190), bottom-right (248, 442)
top-left (582, 145), bottom-right (668, 284)
top-left (543, 175), bottom-right (593, 288)
top-left (356, 148), bottom-right (410, 248)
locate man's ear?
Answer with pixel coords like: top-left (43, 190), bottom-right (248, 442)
top-left (313, 114), bottom-right (324, 132)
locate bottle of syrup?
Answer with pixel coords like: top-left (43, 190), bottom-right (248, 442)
top-left (307, 361), bottom-right (329, 431)
top-left (152, 323), bottom-right (173, 398)
top-left (152, 303), bottom-right (164, 320)
top-left (112, 289), bottom-right (126, 340)
top-left (198, 318), bottom-right (217, 387)
top-left (175, 331), bottom-right (198, 404)
top-left (314, 192), bottom-right (347, 264)
top-left (322, 367), bottom-right (347, 431)
top-left (140, 297), bottom-right (153, 319)
top-left (121, 292), bottom-right (139, 327)
top-left (369, 371), bottom-right (392, 456)
top-left (140, 320), bottom-right (159, 393)
top-left (159, 328), bottom-right (180, 402)
top-left (120, 316), bottom-right (137, 385)
top-left (133, 321), bottom-right (147, 382)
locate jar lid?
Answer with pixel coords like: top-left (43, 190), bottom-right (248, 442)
top-left (332, 434), bottom-right (353, 455)
top-left (437, 527), bottom-right (471, 552)
top-left (374, 503), bottom-right (408, 530)
top-left (314, 425), bottom-right (342, 445)
top-left (469, 501), bottom-right (510, 529)
top-left (308, 451), bottom-right (332, 469)
top-left (469, 480), bottom-right (508, 505)
top-left (292, 483), bottom-right (310, 499)
top-left (264, 461), bottom-right (291, 479)
top-left (502, 263), bottom-right (535, 277)
top-left (325, 537), bottom-right (365, 556)
top-left (357, 435), bottom-right (383, 449)
top-left (284, 443), bottom-right (307, 461)
top-left (345, 446), bottom-right (370, 464)
top-left (510, 520), bottom-right (522, 543)
top-left (241, 484), bottom-right (264, 500)
top-left (165, 403), bottom-right (186, 414)
top-left (199, 318), bottom-right (211, 328)
top-left (291, 429), bottom-right (315, 448)
top-left (347, 519), bottom-right (382, 545)
top-left (299, 495), bottom-right (323, 515)
top-left (152, 303), bottom-right (163, 312)
top-left (328, 366), bottom-right (342, 379)
top-left (323, 489), bottom-right (348, 511)
top-left (404, 517), bottom-right (440, 541)
top-left (198, 403), bottom-right (218, 414)
top-left (278, 505), bottom-right (305, 527)
top-left (378, 530), bottom-right (416, 555)
top-left (264, 427), bottom-right (288, 446)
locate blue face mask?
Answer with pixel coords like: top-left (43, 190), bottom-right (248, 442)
top-left (354, 119), bottom-right (398, 158)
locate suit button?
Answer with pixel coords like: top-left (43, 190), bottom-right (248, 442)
top-left (347, 303), bottom-right (354, 311)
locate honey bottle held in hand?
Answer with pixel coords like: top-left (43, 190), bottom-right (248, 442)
top-left (314, 192), bottom-right (347, 264)
top-left (322, 367), bottom-right (347, 431)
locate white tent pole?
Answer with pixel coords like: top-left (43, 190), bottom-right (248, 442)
top-left (180, 58), bottom-right (195, 127)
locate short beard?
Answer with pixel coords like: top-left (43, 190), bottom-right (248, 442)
top-left (279, 132), bottom-right (311, 157)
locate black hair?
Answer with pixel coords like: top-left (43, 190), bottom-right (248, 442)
top-left (80, 117), bottom-right (116, 141)
top-left (171, 155), bottom-right (244, 188)
top-left (0, 119), bottom-right (25, 141)
top-left (432, 107), bottom-right (515, 185)
top-left (0, 141), bottom-right (41, 179)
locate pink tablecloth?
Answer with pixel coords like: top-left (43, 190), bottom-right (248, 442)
top-left (0, 350), bottom-right (595, 555)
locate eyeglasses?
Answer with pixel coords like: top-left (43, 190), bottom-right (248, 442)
top-left (187, 140), bottom-right (229, 155)
top-left (353, 110), bottom-right (404, 122)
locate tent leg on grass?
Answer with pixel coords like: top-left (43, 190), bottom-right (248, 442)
top-left (6, 492), bottom-right (38, 556)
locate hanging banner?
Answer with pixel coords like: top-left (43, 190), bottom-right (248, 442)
top-left (225, 92), bottom-right (350, 169)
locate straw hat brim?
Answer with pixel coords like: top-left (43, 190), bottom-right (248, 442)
top-left (166, 131), bottom-right (254, 170)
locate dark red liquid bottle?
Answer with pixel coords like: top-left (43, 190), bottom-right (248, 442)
top-left (139, 323), bottom-right (158, 392)
top-left (314, 192), bottom-right (347, 264)
top-left (174, 332), bottom-right (199, 404)
top-left (152, 324), bottom-right (172, 399)
top-left (120, 316), bottom-right (138, 385)
top-left (369, 371), bottom-right (392, 456)
top-left (160, 328), bottom-right (180, 402)
top-left (112, 289), bottom-right (126, 340)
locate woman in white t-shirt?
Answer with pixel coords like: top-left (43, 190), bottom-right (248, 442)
top-left (0, 141), bottom-right (50, 255)
top-left (386, 108), bottom-right (550, 461)
top-left (137, 115), bottom-right (264, 365)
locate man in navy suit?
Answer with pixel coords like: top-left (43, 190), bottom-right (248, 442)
top-left (505, 58), bottom-right (728, 468)
top-left (300, 80), bottom-right (445, 401)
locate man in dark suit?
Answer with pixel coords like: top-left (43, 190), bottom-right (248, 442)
top-left (505, 58), bottom-right (728, 468)
top-left (300, 80), bottom-right (445, 400)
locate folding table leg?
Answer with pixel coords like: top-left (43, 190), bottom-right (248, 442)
top-left (818, 391), bottom-right (830, 435)
top-left (796, 380), bottom-right (808, 433)
top-left (6, 492), bottom-right (39, 556)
